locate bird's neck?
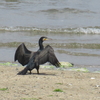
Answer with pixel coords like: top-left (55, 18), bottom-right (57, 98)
top-left (39, 41), bottom-right (44, 50)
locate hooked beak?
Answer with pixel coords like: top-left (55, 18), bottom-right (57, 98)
top-left (47, 38), bottom-right (52, 40)
top-left (43, 37), bottom-right (52, 41)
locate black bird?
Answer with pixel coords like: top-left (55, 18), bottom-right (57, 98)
top-left (14, 36), bottom-right (60, 75)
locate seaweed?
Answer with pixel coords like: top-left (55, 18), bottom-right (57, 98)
top-left (53, 89), bottom-right (63, 92)
top-left (70, 68), bottom-right (89, 72)
top-left (0, 88), bottom-right (8, 91)
top-left (0, 62), bottom-right (18, 66)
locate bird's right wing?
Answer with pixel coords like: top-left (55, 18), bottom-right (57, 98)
top-left (14, 43), bottom-right (34, 66)
top-left (35, 45), bottom-right (61, 67)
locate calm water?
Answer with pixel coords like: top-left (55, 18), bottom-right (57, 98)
top-left (0, 0), bottom-right (100, 71)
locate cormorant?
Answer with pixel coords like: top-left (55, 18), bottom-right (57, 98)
top-left (14, 36), bottom-right (60, 75)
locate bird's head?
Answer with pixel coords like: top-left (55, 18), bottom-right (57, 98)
top-left (39, 36), bottom-right (51, 42)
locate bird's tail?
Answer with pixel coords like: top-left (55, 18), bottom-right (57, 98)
top-left (17, 67), bottom-right (28, 75)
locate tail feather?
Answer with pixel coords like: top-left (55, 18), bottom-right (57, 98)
top-left (17, 67), bottom-right (28, 75)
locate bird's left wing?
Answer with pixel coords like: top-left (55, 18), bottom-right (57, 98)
top-left (35, 45), bottom-right (60, 67)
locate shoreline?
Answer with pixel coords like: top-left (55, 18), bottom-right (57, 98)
top-left (0, 62), bottom-right (100, 73)
top-left (0, 65), bottom-right (100, 100)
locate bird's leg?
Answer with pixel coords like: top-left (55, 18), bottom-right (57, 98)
top-left (37, 69), bottom-right (39, 74)
top-left (29, 70), bottom-right (31, 74)
top-left (36, 66), bottom-right (39, 74)
top-left (28, 69), bottom-right (32, 74)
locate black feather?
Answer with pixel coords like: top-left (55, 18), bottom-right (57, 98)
top-left (15, 37), bottom-right (60, 75)
top-left (17, 67), bottom-right (28, 75)
top-left (14, 43), bottom-right (34, 66)
top-left (35, 45), bottom-right (60, 67)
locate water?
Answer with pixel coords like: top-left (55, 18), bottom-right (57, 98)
top-left (0, 0), bottom-right (100, 71)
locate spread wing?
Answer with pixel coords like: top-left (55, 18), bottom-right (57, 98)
top-left (14, 43), bottom-right (34, 66)
top-left (35, 45), bottom-right (60, 67)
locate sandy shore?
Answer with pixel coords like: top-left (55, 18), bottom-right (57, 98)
top-left (0, 66), bottom-right (100, 100)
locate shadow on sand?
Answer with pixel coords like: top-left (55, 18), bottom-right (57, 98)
top-left (26, 72), bottom-right (56, 76)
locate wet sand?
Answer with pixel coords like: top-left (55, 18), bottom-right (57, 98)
top-left (0, 66), bottom-right (100, 100)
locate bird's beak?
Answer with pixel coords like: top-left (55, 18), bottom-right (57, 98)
top-left (47, 38), bottom-right (52, 40)
top-left (43, 38), bottom-right (52, 41)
